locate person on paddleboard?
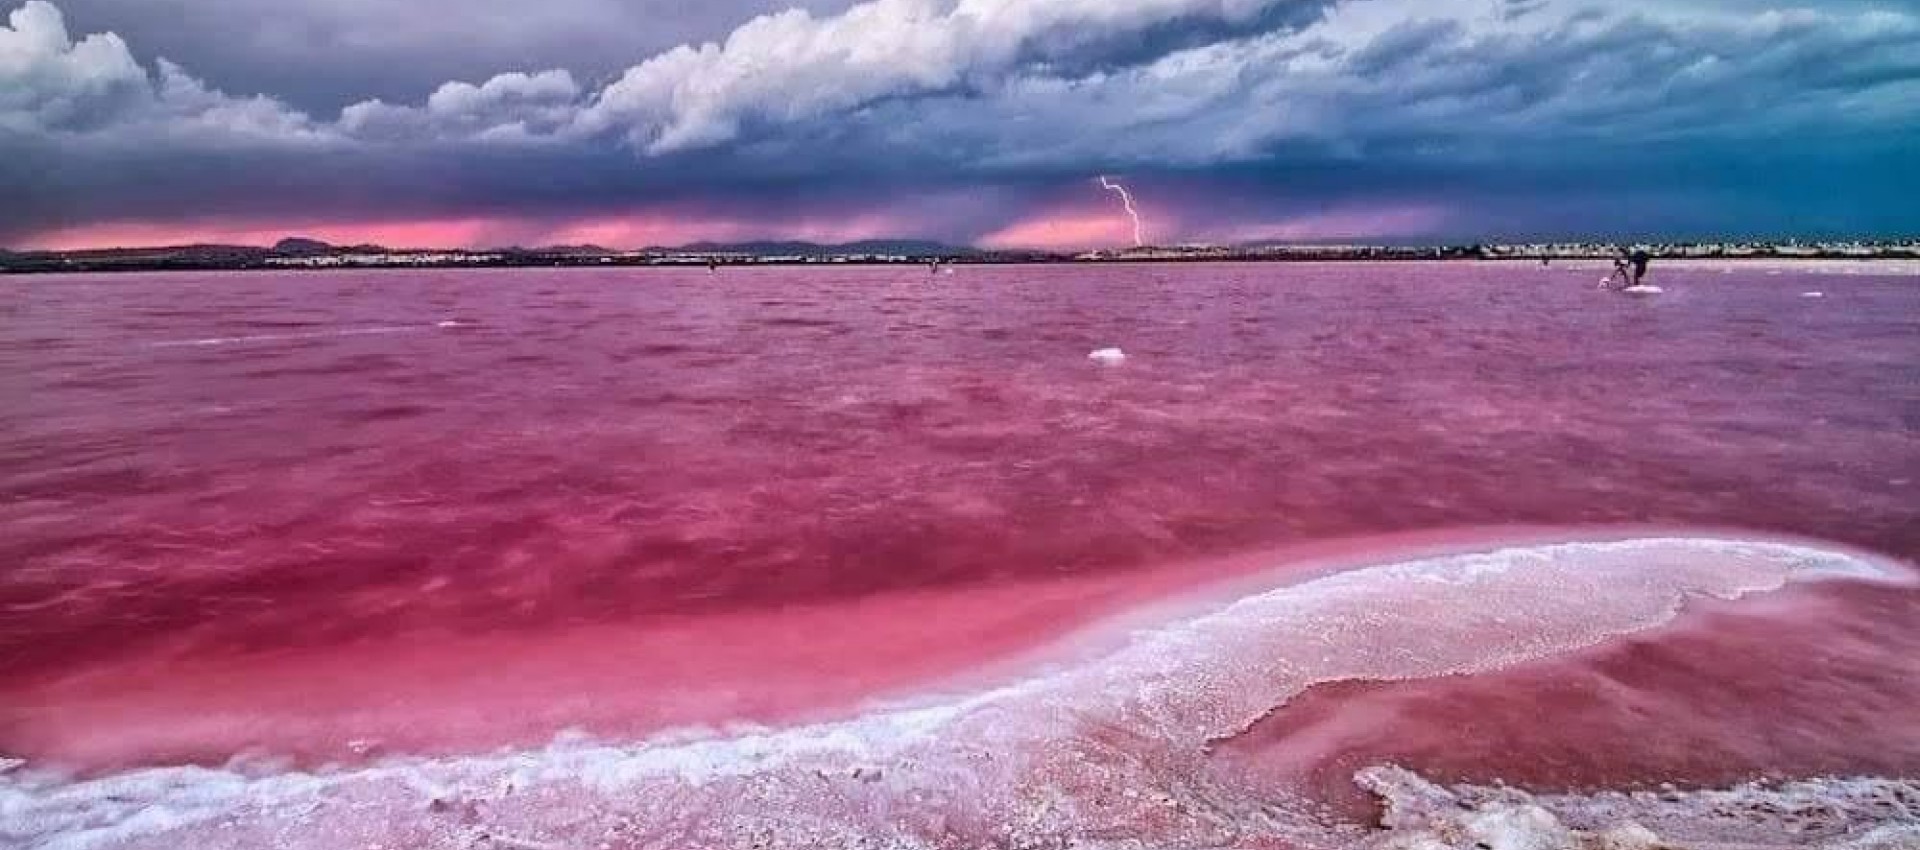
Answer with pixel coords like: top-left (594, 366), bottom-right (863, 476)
top-left (1602, 246), bottom-right (1653, 290)
top-left (1605, 251), bottom-right (1632, 289)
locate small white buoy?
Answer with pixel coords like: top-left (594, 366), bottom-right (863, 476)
top-left (1801, 291), bottom-right (1825, 298)
top-left (1088, 347), bottom-right (1126, 365)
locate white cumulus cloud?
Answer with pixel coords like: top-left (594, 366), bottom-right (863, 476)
top-left (574, 0), bottom-right (1336, 152)
top-left (341, 70), bottom-right (583, 142)
top-left (0, 0), bottom-right (146, 130)
top-left (1, 0), bottom-right (322, 142)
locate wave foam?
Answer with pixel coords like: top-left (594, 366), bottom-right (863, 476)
top-left (149, 324), bottom-right (454, 347)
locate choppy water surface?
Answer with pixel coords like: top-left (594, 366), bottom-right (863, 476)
top-left (1, 262), bottom-right (1916, 849)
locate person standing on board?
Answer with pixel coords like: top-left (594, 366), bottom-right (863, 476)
top-left (1604, 250), bottom-right (1632, 289)
top-left (1601, 246), bottom-right (1652, 289)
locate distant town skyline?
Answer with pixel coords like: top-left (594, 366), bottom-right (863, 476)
top-left (5, 0), bottom-right (1918, 251)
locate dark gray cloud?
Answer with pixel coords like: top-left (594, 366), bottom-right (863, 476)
top-left (3, 0), bottom-right (1918, 247)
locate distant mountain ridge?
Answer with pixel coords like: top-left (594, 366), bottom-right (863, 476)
top-left (0, 235), bottom-right (993, 272)
top-left (27, 243), bottom-right (274, 261)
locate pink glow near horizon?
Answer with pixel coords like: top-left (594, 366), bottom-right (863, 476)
top-left (18, 201), bottom-right (1448, 253)
top-left (978, 212), bottom-right (1138, 251)
top-left (540, 211), bottom-right (907, 249)
top-left (18, 218), bottom-right (513, 252)
top-left (20, 211), bottom-right (917, 252)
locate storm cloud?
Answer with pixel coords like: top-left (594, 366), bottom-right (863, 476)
top-left (3, 0), bottom-right (1917, 248)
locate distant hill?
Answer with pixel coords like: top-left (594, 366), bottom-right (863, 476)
top-left (272, 237), bottom-right (334, 255)
top-left (54, 244), bottom-right (272, 262)
top-left (0, 243), bottom-right (273, 272)
top-left (272, 237), bottom-right (401, 255)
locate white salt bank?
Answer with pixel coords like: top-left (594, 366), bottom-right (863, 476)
top-left (1, 537), bottom-right (1909, 850)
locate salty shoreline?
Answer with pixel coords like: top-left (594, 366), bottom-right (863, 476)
top-left (6, 535), bottom-right (1915, 850)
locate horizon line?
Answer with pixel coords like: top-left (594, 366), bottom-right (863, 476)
top-left (8, 233), bottom-right (1919, 256)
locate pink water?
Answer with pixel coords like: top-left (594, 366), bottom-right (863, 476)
top-left (1, 263), bottom-right (1916, 848)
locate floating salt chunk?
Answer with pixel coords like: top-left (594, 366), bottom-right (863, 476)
top-left (1802, 291), bottom-right (1825, 298)
top-left (1088, 347), bottom-right (1126, 365)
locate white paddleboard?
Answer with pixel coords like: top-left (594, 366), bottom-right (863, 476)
top-left (1621, 285), bottom-right (1663, 296)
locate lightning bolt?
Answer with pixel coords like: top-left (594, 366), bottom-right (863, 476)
top-left (1097, 175), bottom-right (1146, 247)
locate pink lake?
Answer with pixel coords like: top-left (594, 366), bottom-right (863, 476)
top-left (1, 262), bottom-right (1915, 848)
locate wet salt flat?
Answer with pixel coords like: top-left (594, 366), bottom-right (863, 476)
top-left (1, 262), bottom-right (1916, 848)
